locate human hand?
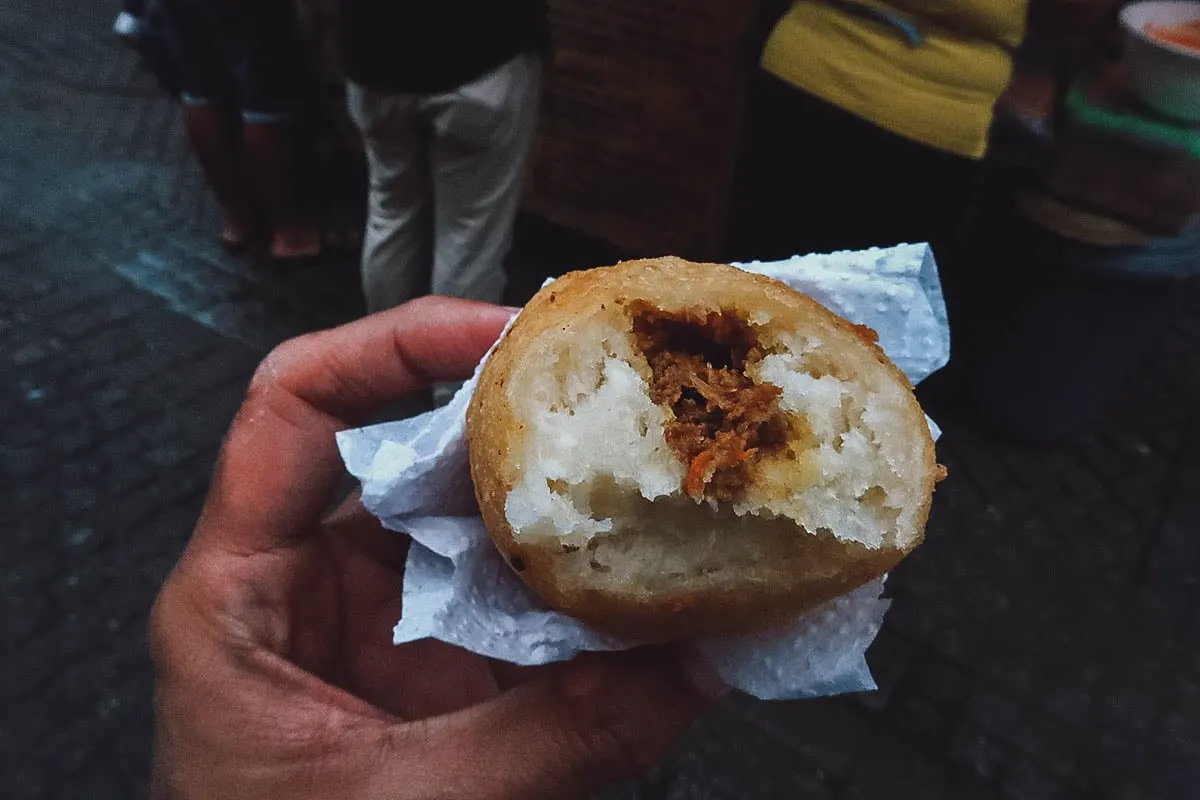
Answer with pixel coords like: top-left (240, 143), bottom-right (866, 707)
top-left (149, 297), bottom-right (723, 799)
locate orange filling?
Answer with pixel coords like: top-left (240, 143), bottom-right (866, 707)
top-left (631, 303), bottom-right (790, 501)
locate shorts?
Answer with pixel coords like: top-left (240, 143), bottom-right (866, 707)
top-left (163, 0), bottom-right (307, 122)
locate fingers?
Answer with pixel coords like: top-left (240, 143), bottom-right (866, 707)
top-left (323, 494), bottom-right (409, 573)
top-left (381, 650), bottom-right (724, 799)
top-left (197, 297), bottom-right (514, 554)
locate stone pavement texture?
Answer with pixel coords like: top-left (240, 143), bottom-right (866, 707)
top-left (3, 1), bottom-right (1200, 798)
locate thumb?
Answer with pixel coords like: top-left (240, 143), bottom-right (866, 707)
top-left (373, 649), bottom-right (725, 799)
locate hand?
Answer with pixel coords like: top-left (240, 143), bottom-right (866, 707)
top-left (997, 65), bottom-right (1057, 123)
top-left (149, 297), bottom-right (723, 799)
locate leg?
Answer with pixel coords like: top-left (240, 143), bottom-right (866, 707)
top-left (346, 82), bottom-right (432, 313)
top-left (182, 101), bottom-right (254, 246)
top-left (240, 118), bottom-right (320, 258)
top-left (724, 72), bottom-right (812, 261)
top-left (427, 54), bottom-right (543, 304)
top-left (724, 75), bottom-right (881, 260)
top-left (234, 0), bottom-right (322, 258)
top-left (724, 74), bottom-right (978, 259)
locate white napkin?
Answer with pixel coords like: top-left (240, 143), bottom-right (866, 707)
top-left (337, 244), bottom-right (948, 699)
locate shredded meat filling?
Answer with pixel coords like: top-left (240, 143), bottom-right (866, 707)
top-left (631, 302), bottom-right (789, 500)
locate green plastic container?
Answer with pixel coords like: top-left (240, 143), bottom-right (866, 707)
top-left (1048, 72), bottom-right (1200, 234)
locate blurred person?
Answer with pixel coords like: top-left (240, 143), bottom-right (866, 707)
top-left (725, 0), bottom-right (1030, 264)
top-left (338, 1), bottom-right (549, 313)
top-left (940, 1), bottom-right (1200, 442)
top-left (149, 297), bottom-right (723, 798)
top-left (164, 0), bottom-right (323, 262)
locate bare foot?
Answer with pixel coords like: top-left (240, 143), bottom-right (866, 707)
top-left (220, 216), bottom-right (255, 251)
top-left (269, 225), bottom-right (322, 260)
top-left (223, 219), bottom-right (255, 247)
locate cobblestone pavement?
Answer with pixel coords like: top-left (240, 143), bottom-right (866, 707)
top-left (4, 2), bottom-right (1200, 798)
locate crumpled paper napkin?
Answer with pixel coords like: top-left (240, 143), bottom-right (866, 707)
top-left (337, 244), bottom-right (948, 699)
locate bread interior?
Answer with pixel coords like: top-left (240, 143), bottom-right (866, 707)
top-left (502, 301), bottom-right (925, 591)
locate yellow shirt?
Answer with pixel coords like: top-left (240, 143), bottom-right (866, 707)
top-left (761, 0), bottom-right (1028, 159)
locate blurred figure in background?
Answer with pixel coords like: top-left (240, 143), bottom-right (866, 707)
top-left (339, 1), bottom-right (549, 313)
top-left (726, 0), bottom-right (1033, 440)
top-left (726, 0), bottom-right (1029, 264)
top-left (164, 0), bottom-right (323, 262)
top-left (943, 0), bottom-right (1200, 442)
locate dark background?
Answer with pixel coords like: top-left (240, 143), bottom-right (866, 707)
top-left (3, 0), bottom-right (1200, 797)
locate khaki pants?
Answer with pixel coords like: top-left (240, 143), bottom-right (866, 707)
top-left (346, 54), bottom-right (542, 313)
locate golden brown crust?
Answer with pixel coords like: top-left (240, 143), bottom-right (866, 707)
top-left (467, 257), bottom-right (938, 640)
top-left (500, 527), bottom-right (907, 641)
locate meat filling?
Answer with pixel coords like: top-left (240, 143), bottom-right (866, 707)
top-left (630, 302), bottom-right (790, 500)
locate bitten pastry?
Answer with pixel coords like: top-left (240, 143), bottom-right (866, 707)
top-left (467, 257), bottom-right (940, 640)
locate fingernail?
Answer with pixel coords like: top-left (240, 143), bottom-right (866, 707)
top-left (502, 305), bottom-right (523, 316)
top-left (681, 654), bottom-right (730, 701)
